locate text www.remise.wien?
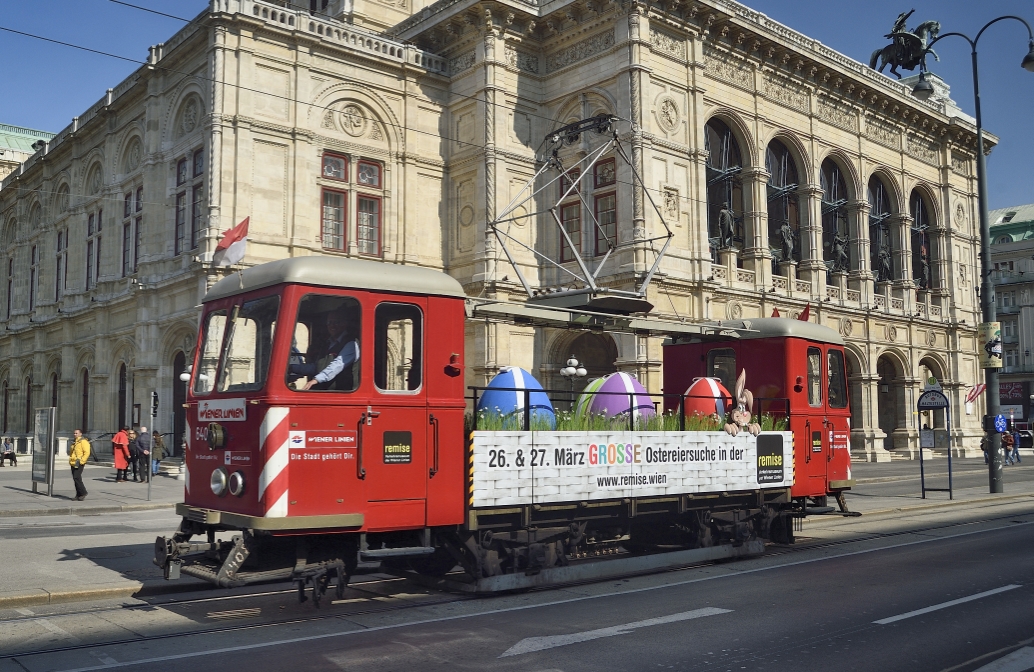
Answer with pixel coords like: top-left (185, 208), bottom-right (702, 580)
top-left (597, 473), bottom-right (669, 488)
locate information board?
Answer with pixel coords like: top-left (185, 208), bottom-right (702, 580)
top-left (31, 407), bottom-right (56, 497)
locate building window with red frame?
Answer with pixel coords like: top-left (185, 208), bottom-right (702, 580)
top-left (322, 153), bottom-right (347, 181)
top-left (357, 195), bottom-right (380, 256)
top-left (594, 158), bottom-right (616, 188)
top-left (357, 160), bottom-right (381, 188)
top-left (322, 189), bottom-right (346, 250)
top-left (594, 192), bottom-right (617, 256)
top-left (560, 202), bottom-right (581, 262)
top-left (174, 150), bottom-right (204, 254)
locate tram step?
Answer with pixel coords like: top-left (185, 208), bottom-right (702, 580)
top-left (360, 546), bottom-right (436, 560)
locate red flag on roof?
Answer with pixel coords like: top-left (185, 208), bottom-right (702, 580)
top-left (798, 303), bottom-right (810, 322)
top-left (213, 217), bottom-right (249, 267)
top-left (772, 307), bottom-right (780, 317)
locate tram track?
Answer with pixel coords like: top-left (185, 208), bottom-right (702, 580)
top-left (5, 503), bottom-right (1033, 662)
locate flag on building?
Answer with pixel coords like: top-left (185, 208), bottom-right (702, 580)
top-left (771, 307), bottom-right (780, 317)
top-left (965, 384), bottom-right (986, 404)
top-left (213, 217), bottom-right (249, 267)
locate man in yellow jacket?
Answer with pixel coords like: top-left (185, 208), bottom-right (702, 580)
top-left (69, 429), bottom-right (91, 501)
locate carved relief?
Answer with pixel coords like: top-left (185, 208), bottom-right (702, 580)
top-left (504, 45), bottom-right (538, 73)
top-left (123, 137), bottom-right (142, 173)
top-left (87, 164), bottom-right (102, 196)
top-left (906, 134), bottom-right (939, 165)
top-left (663, 187), bottom-right (679, 220)
top-left (649, 27), bottom-right (686, 60)
top-left (763, 73), bottom-right (808, 113)
top-left (816, 96), bottom-right (856, 131)
top-left (954, 201), bottom-right (966, 227)
top-left (340, 104), bottom-right (368, 137)
top-left (177, 96), bottom-right (200, 138)
top-left (545, 31), bottom-right (615, 73)
top-left (656, 96), bottom-right (680, 133)
top-left (840, 318), bottom-right (853, 337)
top-left (703, 46), bottom-right (753, 89)
top-left (321, 109), bottom-right (335, 129)
top-left (864, 115), bottom-right (899, 149)
top-left (725, 300), bottom-right (743, 320)
top-left (450, 51), bottom-right (476, 75)
top-left (927, 330), bottom-right (937, 346)
top-left (951, 152), bottom-right (970, 175)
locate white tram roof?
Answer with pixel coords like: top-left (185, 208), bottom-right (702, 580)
top-left (204, 256), bottom-right (467, 303)
top-left (713, 318), bottom-right (844, 346)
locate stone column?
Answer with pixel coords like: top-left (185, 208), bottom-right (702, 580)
top-left (628, 6), bottom-right (647, 274)
top-left (797, 183), bottom-right (825, 293)
top-left (740, 167), bottom-right (770, 287)
top-left (480, 10), bottom-right (500, 289)
top-left (846, 199), bottom-right (872, 303)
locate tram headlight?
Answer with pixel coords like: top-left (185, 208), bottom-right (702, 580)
top-left (228, 471), bottom-right (246, 497)
top-left (210, 468), bottom-right (228, 497)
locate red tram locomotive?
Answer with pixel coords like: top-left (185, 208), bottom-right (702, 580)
top-left (155, 256), bottom-right (854, 599)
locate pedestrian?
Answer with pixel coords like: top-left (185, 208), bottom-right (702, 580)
top-left (112, 426), bottom-right (130, 482)
top-left (152, 432), bottom-right (166, 476)
top-left (136, 426), bottom-right (152, 482)
top-left (127, 429), bottom-right (140, 481)
top-left (981, 436), bottom-right (989, 465)
top-left (1011, 429), bottom-right (1022, 464)
top-left (1002, 431), bottom-right (1015, 465)
top-left (69, 429), bottom-right (91, 501)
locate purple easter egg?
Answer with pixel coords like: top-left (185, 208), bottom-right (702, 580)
top-left (588, 372), bottom-right (656, 419)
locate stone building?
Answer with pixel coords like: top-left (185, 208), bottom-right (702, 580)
top-left (0, 124), bottom-right (54, 182)
top-left (989, 204), bottom-right (1034, 423)
top-left (0, 0), bottom-right (989, 460)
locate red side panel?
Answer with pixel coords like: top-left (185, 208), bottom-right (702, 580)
top-left (424, 296), bottom-right (466, 526)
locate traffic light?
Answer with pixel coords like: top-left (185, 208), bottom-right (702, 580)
top-left (151, 391), bottom-right (159, 416)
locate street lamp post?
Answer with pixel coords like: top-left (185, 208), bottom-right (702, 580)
top-left (560, 356), bottom-right (587, 410)
top-left (911, 18), bottom-right (1034, 493)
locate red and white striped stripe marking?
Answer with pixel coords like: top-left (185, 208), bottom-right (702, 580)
top-left (184, 428), bottom-right (191, 495)
top-left (258, 407), bottom-right (290, 518)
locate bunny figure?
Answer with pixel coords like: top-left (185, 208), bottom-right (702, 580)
top-left (724, 369), bottom-right (761, 437)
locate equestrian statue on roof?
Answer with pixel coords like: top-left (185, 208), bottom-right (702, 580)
top-left (870, 9), bottom-right (941, 78)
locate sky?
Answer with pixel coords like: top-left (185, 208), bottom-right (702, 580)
top-left (1, 0), bottom-right (1032, 209)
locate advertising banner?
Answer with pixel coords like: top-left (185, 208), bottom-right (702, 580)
top-left (470, 431), bottom-right (794, 508)
top-left (31, 407), bottom-right (56, 496)
top-left (978, 322), bottom-right (1002, 369)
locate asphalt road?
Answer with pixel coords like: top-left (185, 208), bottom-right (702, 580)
top-left (5, 500), bottom-right (1034, 672)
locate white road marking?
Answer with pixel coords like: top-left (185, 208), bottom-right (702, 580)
top-left (42, 520), bottom-right (1034, 672)
top-left (37, 618), bottom-right (83, 644)
top-left (972, 647), bottom-right (1034, 672)
top-left (90, 651), bottom-right (118, 666)
top-left (873, 584), bottom-right (1022, 625)
top-left (500, 607), bottom-right (731, 657)
top-left (15, 607), bottom-right (34, 615)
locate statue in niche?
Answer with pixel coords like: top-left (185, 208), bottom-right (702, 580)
top-left (780, 221), bottom-right (795, 263)
top-left (917, 245), bottom-right (931, 289)
top-left (831, 231), bottom-right (849, 273)
top-left (718, 204), bottom-right (735, 249)
top-left (876, 245), bottom-right (893, 282)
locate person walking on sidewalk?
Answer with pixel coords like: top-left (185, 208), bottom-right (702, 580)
top-left (127, 429), bottom-right (140, 481)
top-left (69, 429), bottom-right (91, 501)
top-left (1002, 431), bottom-right (1016, 465)
top-left (1011, 429), bottom-right (1022, 464)
top-left (112, 426), bottom-right (131, 482)
top-left (981, 435), bottom-right (990, 465)
top-left (151, 432), bottom-right (166, 476)
top-left (136, 426), bottom-right (151, 482)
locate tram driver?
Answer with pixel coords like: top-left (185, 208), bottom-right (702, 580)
top-left (288, 307), bottom-right (360, 391)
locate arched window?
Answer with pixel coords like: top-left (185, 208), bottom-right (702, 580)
top-left (821, 160), bottom-right (849, 275)
top-left (704, 119), bottom-right (744, 261)
top-left (1, 380), bottom-right (8, 434)
top-left (766, 140), bottom-right (800, 265)
top-left (867, 175), bottom-right (894, 283)
top-left (24, 377), bottom-right (33, 434)
top-left (81, 369), bottom-right (90, 432)
top-left (118, 363), bottom-right (127, 430)
top-left (28, 245), bottom-right (38, 310)
top-left (173, 351), bottom-right (187, 456)
top-left (910, 190), bottom-right (934, 290)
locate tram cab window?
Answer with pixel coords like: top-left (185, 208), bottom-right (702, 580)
top-left (195, 310), bottom-right (227, 395)
top-left (827, 349), bottom-right (848, 409)
top-left (375, 303), bottom-right (422, 392)
top-left (807, 347), bottom-right (822, 407)
top-left (217, 295), bottom-right (280, 393)
top-left (706, 348), bottom-right (736, 392)
top-left (287, 294), bottom-right (361, 392)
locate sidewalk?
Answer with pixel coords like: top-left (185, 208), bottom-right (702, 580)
top-left (0, 460), bottom-right (183, 517)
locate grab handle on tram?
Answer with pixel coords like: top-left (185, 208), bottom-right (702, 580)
top-left (429, 414), bottom-right (440, 478)
top-left (804, 420), bottom-right (812, 463)
top-left (357, 406), bottom-right (380, 480)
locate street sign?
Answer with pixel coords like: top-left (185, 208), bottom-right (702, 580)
top-left (994, 414), bottom-right (1008, 433)
top-left (917, 390), bottom-right (949, 410)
